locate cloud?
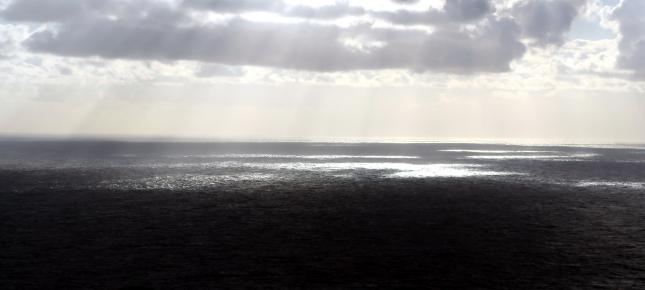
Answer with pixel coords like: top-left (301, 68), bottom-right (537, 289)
top-left (183, 0), bottom-right (365, 20)
top-left (282, 4), bottom-right (365, 19)
top-left (391, 0), bottom-right (420, 4)
top-left (10, 0), bottom-right (610, 74)
top-left (25, 13), bottom-right (525, 73)
top-left (0, 24), bottom-right (21, 59)
top-left (445, 0), bottom-right (496, 22)
top-left (195, 64), bottom-right (244, 78)
top-left (0, 33), bottom-right (12, 58)
top-left (25, 18), bottom-right (351, 71)
top-left (0, 0), bottom-right (105, 22)
top-left (57, 66), bottom-right (73, 76)
top-left (182, 0), bottom-right (284, 13)
top-left (512, 0), bottom-right (589, 46)
top-left (375, 0), bottom-right (494, 25)
top-left (612, 0), bottom-right (645, 78)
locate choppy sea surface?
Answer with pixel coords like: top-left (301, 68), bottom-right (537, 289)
top-left (1, 140), bottom-right (645, 289)
top-left (1, 140), bottom-right (644, 192)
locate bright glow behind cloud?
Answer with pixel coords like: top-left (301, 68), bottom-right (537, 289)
top-left (0, 0), bottom-right (643, 142)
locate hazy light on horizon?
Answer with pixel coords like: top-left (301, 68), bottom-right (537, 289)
top-left (0, 0), bottom-right (644, 142)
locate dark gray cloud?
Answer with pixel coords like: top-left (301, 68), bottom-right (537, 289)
top-left (444, 0), bottom-right (495, 22)
top-left (1, 0), bottom-right (184, 24)
top-left (182, 0), bottom-right (284, 13)
top-left (0, 0), bottom-right (106, 22)
top-left (512, 0), bottom-right (588, 46)
top-left (0, 0), bottom-right (548, 73)
top-left (366, 17), bottom-right (526, 73)
top-left (26, 18), bottom-right (354, 71)
top-left (375, 0), bottom-right (494, 25)
top-left (612, 0), bottom-right (645, 78)
top-left (23, 12), bottom-right (525, 73)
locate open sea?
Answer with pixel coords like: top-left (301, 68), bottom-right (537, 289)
top-left (1, 140), bottom-right (644, 289)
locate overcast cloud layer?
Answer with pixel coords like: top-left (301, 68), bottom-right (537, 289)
top-left (0, 0), bottom-right (644, 141)
top-left (1, 0), bottom-right (625, 74)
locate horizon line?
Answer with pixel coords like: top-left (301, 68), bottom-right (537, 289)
top-left (1, 133), bottom-right (644, 147)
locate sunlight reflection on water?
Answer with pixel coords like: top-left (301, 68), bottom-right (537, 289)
top-left (83, 163), bottom-right (645, 192)
top-left (4, 142), bottom-right (645, 193)
top-left (105, 173), bottom-right (279, 190)
top-left (106, 162), bottom-right (520, 190)
top-left (387, 164), bottom-right (520, 178)
top-left (440, 150), bottom-right (556, 154)
top-left (465, 153), bottom-right (599, 161)
top-left (174, 154), bottom-right (420, 159)
top-left (235, 162), bottom-right (517, 178)
top-left (576, 181), bottom-right (645, 190)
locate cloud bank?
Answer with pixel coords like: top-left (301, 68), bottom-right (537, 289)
top-left (0, 0), bottom-right (606, 74)
top-left (512, 0), bottom-right (588, 46)
top-left (612, 0), bottom-right (645, 79)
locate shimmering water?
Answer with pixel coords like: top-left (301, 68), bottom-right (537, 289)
top-left (1, 140), bottom-right (645, 289)
top-left (0, 140), bottom-right (643, 192)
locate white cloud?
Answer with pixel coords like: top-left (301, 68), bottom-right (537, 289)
top-left (612, 0), bottom-right (645, 78)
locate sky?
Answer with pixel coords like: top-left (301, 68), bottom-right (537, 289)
top-left (0, 0), bottom-right (644, 143)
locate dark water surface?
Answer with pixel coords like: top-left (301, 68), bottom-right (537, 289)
top-left (1, 141), bottom-right (644, 289)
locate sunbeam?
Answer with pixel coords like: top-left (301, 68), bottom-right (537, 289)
top-left (1, 0), bottom-right (645, 289)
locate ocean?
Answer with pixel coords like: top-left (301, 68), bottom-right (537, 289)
top-left (1, 140), bottom-right (644, 288)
